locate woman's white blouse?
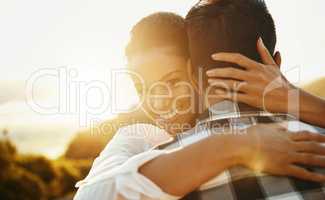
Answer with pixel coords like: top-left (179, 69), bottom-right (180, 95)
top-left (73, 123), bottom-right (179, 200)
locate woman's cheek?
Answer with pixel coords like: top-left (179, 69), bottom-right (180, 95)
top-left (173, 86), bottom-right (195, 114)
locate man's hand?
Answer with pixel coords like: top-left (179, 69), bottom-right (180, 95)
top-left (206, 38), bottom-right (295, 113)
top-left (241, 123), bottom-right (325, 182)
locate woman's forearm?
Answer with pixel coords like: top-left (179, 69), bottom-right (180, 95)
top-left (139, 134), bottom-right (245, 197)
top-left (296, 88), bottom-right (325, 128)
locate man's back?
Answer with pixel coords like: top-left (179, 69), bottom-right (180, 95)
top-left (157, 100), bottom-right (325, 200)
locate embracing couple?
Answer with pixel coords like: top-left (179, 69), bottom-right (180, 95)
top-left (74, 0), bottom-right (325, 199)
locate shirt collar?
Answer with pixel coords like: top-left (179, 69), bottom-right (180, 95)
top-left (198, 100), bottom-right (262, 123)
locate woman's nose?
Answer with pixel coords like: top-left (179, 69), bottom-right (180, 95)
top-left (151, 97), bottom-right (172, 114)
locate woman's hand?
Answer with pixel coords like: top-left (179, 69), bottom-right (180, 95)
top-left (206, 38), bottom-right (295, 113)
top-left (241, 123), bottom-right (325, 182)
top-left (206, 38), bottom-right (325, 127)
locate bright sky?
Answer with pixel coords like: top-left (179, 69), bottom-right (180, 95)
top-left (0, 0), bottom-right (324, 157)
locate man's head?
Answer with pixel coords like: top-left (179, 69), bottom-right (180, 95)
top-left (186, 0), bottom-right (277, 85)
top-left (126, 12), bottom-right (197, 135)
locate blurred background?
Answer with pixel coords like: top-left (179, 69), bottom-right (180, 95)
top-left (0, 0), bottom-right (324, 199)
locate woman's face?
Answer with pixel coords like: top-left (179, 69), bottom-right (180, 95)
top-left (128, 47), bottom-right (198, 135)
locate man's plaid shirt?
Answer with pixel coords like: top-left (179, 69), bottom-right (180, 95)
top-left (156, 101), bottom-right (325, 200)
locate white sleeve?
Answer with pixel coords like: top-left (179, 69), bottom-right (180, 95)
top-left (74, 123), bottom-right (179, 200)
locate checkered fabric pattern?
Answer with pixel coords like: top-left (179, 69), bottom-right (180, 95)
top-left (156, 101), bottom-right (325, 200)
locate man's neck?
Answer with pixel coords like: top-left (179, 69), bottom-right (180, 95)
top-left (199, 100), bottom-right (262, 120)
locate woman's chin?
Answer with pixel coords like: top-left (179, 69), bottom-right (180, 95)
top-left (156, 116), bottom-right (194, 135)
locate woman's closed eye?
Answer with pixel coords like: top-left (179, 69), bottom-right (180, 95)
top-left (166, 78), bottom-right (180, 87)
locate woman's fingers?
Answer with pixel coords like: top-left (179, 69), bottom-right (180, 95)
top-left (206, 67), bottom-right (252, 81)
top-left (290, 132), bottom-right (325, 143)
top-left (257, 38), bottom-right (276, 65)
top-left (287, 165), bottom-right (325, 182)
top-left (208, 79), bottom-right (248, 92)
top-left (294, 141), bottom-right (325, 155)
top-left (211, 38), bottom-right (279, 69)
top-left (293, 153), bottom-right (325, 167)
top-left (211, 53), bottom-right (261, 70)
top-left (213, 89), bottom-right (251, 104)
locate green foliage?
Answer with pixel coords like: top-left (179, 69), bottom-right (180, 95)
top-left (68, 159), bottom-right (93, 178)
top-left (16, 155), bottom-right (59, 185)
top-left (64, 131), bottom-right (110, 160)
top-left (0, 139), bottom-right (93, 200)
top-left (1, 139), bottom-right (17, 156)
top-left (0, 167), bottom-right (47, 200)
top-left (303, 77), bottom-right (325, 98)
top-left (54, 159), bottom-right (82, 195)
top-left (0, 140), bottom-right (17, 177)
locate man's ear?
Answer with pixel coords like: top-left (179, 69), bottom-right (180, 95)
top-left (187, 59), bottom-right (200, 94)
top-left (273, 51), bottom-right (282, 68)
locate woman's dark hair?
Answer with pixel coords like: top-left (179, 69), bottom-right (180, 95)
top-left (126, 12), bottom-right (189, 61)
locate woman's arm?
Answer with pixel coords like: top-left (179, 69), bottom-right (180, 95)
top-left (75, 123), bottom-right (325, 200)
top-left (298, 88), bottom-right (325, 127)
top-left (140, 133), bottom-right (242, 197)
top-left (206, 38), bottom-right (325, 127)
top-left (140, 124), bottom-right (325, 197)
top-left (74, 124), bottom-right (175, 200)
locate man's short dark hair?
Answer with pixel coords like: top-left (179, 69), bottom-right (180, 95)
top-left (126, 12), bottom-right (189, 61)
top-left (186, 0), bottom-right (276, 75)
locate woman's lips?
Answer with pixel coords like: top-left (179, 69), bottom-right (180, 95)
top-left (159, 110), bottom-right (178, 120)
